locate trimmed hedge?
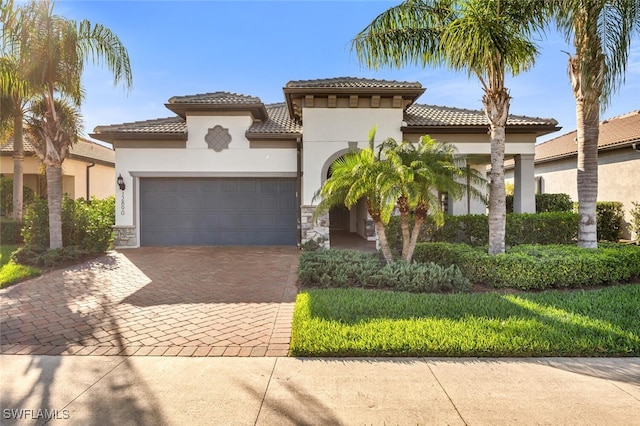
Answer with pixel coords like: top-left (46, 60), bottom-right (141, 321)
top-left (413, 242), bottom-right (640, 290)
top-left (506, 193), bottom-right (573, 214)
top-left (298, 249), bottom-right (469, 294)
top-left (0, 177), bottom-right (36, 218)
top-left (386, 212), bottom-right (579, 251)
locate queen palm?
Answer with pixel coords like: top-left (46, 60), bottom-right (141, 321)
top-left (353, 0), bottom-right (546, 254)
top-left (15, 0), bottom-right (132, 248)
top-left (549, 0), bottom-right (640, 248)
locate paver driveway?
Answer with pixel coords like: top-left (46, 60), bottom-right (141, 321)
top-left (0, 247), bottom-right (299, 357)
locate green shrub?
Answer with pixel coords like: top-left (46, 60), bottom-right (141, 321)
top-left (597, 201), bottom-right (625, 242)
top-left (536, 193), bottom-right (573, 212)
top-left (11, 245), bottom-right (92, 268)
top-left (412, 242), bottom-right (640, 290)
top-left (387, 212), bottom-right (578, 250)
top-left (629, 202), bottom-right (640, 243)
top-left (369, 260), bottom-right (470, 293)
top-left (0, 219), bottom-right (23, 244)
top-left (19, 195), bottom-right (115, 267)
top-left (506, 193), bottom-right (573, 213)
top-left (0, 177), bottom-right (36, 217)
top-left (298, 249), bottom-right (382, 287)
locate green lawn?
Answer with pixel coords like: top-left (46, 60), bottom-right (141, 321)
top-left (291, 285), bottom-right (640, 357)
top-left (0, 245), bottom-right (41, 288)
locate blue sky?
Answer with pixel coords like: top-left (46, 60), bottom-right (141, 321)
top-left (52, 0), bottom-right (640, 144)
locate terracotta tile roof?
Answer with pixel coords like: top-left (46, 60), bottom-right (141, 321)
top-left (535, 110), bottom-right (640, 162)
top-left (167, 91), bottom-right (262, 105)
top-left (247, 103), bottom-right (302, 136)
top-left (405, 104), bottom-right (558, 127)
top-left (1, 137), bottom-right (114, 165)
top-left (93, 117), bottom-right (186, 135)
top-left (285, 77), bottom-right (423, 89)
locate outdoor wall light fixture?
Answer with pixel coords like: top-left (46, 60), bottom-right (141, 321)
top-left (117, 174), bottom-right (126, 191)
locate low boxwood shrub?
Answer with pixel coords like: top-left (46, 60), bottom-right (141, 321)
top-left (11, 245), bottom-right (93, 268)
top-left (369, 261), bottom-right (470, 293)
top-left (0, 176), bottom-right (36, 217)
top-left (412, 242), bottom-right (640, 290)
top-left (0, 219), bottom-right (23, 244)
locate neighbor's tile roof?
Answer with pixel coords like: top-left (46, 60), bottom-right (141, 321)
top-left (405, 104), bottom-right (558, 127)
top-left (535, 110), bottom-right (640, 162)
top-left (1, 137), bottom-right (115, 164)
top-left (93, 117), bottom-right (187, 135)
top-left (285, 77), bottom-right (423, 89)
top-left (248, 103), bottom-right (302, 135)
top-left (167, 91), bottom-right (262, 105)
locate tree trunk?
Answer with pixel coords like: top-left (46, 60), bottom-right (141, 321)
top-left (484, 89), bottom-right (510, 255)
top-left (398, 196), bottom-right (411, 260)
top-left (374, 220), bottom-right (394, 264)
top-left (576, 98), bottom-right (599, 248)
top-left (405, 214), bottom-right (425, 264)
top-left (12, 110), bottom-right (24, 221)
top-left (46, 164), bottom-right (63, 249)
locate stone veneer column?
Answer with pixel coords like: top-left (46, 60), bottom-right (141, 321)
top-left (113, 226), bottom-right (137, 248)
top-left (300, 205), bottom-right (330, 248)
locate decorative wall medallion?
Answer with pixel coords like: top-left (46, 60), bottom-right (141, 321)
top-left (205, 125), bottom-right (232, 152)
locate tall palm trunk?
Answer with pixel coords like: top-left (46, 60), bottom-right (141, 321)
top-left (405, 204), bottom-right (428, 264)
top-left (576, 98), bottom-right (599, 248)
top-left (374, 220), bottom-right (394, 264)
top-left (12, 109), bottom-right (24, 221)
top-left (397, 196), bottom-right (411, 260)
top-left (45, 164), bottom-right (63, 249)
top-left (484, 89), bottom-right (510, 255)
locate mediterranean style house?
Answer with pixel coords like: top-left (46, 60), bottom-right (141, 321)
top-left (91, 77), bottom-right (558, 248)
top-left (506, 110), bottom-right (640, 239)
top-left (1, 137), bottom-right (115, 201)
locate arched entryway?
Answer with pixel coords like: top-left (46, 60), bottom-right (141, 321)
top-left (323, 151), bottom-right (376, 251)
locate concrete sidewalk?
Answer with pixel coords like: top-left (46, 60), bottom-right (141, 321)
top-left (1, 356), bottom-right (638, 425)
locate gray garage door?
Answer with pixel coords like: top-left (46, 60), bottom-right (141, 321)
top-left (140, 178), bottom-right (298, 246)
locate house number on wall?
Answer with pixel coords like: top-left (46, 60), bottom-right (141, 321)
top-left (120, 191), bottom-right (125, 216)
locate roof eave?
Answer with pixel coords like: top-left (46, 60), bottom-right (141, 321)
top-left (89, 132), bottom-right (188, 144)
top-left (165, 103), bottom-right (269, 121)
top-left (245, 131), bottom-right (301, 141)
top-left (402, 125), bottom-right (561, 135)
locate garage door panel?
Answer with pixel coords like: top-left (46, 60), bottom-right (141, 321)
top-left (140, 178), bottom-right (297, 246)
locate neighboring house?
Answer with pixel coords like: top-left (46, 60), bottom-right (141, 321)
top-left (91, 77), bottom-right (558, 248)
top-left (506, 110), bottom-right (640, 239)
top-left (0, 137), bottom-right (116, 201)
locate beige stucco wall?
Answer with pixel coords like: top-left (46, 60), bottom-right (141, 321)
top-left (302, 107), bottom-right (404, 205)
top-left (114, 114), bottom-right (297, 233)
top-left (1, 156), bottom-right (114, 200)
top-left (506, 147), bottom-right (640, 239)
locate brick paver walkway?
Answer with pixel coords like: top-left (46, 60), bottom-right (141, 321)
top-left (0, 247), bottom-right (299, 357)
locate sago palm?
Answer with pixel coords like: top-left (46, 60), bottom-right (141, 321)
top-left (353, 0), bottom-right (546, 254)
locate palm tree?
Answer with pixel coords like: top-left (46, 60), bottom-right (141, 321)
top-left (1, 0), bottom-right (32, 221)
top-left (549, 0), bottom-right (640, 248)
top-left (380, 135), bottom-right (486, 262)
top-left (16, 0), bottom-right (132, 248)
top-left (352, 0), bottom-right (546, 254)
top-left (314, 128), bottom-right (397, 263)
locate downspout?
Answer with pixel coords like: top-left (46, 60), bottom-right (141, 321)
top-left (86, 162), bottom-right (95, 202)
top-left (296, 136), bottom-right (302, 248)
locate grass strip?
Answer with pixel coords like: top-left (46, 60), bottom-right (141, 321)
top-left (290, 285), bottom-right (640, 357)
top-left (0, 245), bottom-right (41, 288)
